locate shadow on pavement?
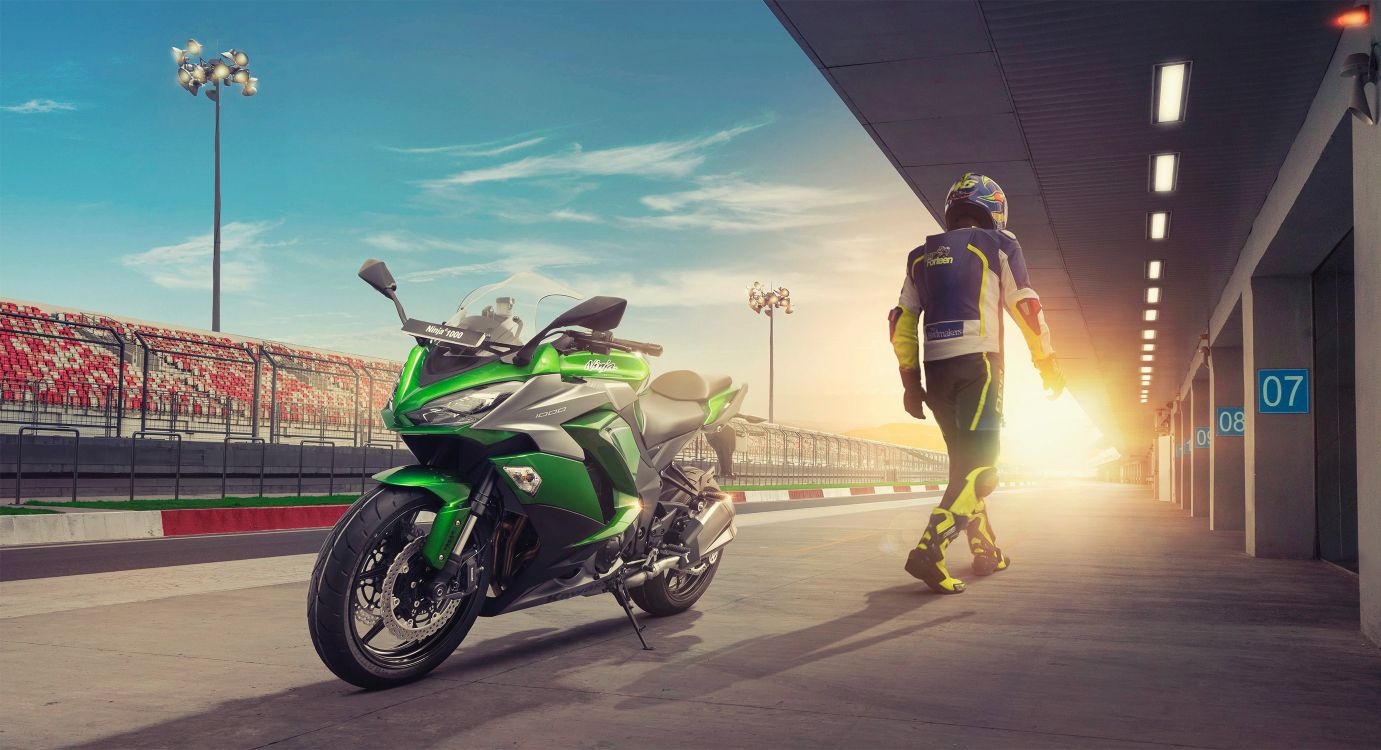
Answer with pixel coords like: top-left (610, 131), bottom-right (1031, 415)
top-left (614, 583), bottom-right (974, 707)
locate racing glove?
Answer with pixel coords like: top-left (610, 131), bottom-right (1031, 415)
top-left (1036, 356), bottom-right (1066, 400)
top-left (900, 368), bottom-right (928, 420)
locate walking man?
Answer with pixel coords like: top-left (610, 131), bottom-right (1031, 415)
top-left (888, 173), bottom-right (1065, 594)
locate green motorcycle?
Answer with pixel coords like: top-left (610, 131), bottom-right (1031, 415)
top-left (307, 260), bottom-right (745, 689)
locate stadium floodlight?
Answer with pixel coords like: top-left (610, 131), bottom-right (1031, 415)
top-left (221, 49), bottom-right (249, 67)
top-left (1147, 259), bottom-right (1163, 279)
top-left (168, 37), bottom-right (260, 331)
top-left (1143, 329), bottom-right (1157, 340)
top-left (1146, 287), bottom-right (1161, 304)
top-left (1144, 309), bottom-right (1158, 322)
top-left (748, 281), bottom-right (794, 423)
top-left (1143, 343), bottom-right (1155, 352)
top-left (1142, 354), bottom-right (1154, 362)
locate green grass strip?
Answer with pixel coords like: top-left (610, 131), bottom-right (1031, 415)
top-left (25, 495), bottom-right (356, 511)
top-left (1, 506), bottom-right (62, 515)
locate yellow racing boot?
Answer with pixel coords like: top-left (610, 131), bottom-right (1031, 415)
top-left (905, 508), bottom-right (967, 594)
top-left (967, 504), bottom-right (1010, 577)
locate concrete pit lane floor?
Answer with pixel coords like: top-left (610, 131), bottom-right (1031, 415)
top-left (2, 483), bottom-right (1379, 749)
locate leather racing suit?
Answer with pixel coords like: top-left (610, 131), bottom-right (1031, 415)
top-left (888, 226), bottom-right (1057, 593)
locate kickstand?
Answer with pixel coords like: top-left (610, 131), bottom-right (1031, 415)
top-left (611, 578), bottom-right (653, 651)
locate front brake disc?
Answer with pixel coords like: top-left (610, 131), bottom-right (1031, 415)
top-left (380, 536), bottom-right (461, 640)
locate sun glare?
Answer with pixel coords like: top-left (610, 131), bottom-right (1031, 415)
top-left (995, 325), bottom-right (1106, 476)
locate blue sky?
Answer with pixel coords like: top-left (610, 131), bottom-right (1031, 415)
top-left (0, 1), bottom-right (1103, 464)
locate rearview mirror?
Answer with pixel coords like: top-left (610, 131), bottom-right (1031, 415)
top-left (358, 258), bottom-right (409, 325)
top-left (358, 258), bottom-right (397, 295)
top-left (550, 296), bottom-right (627, 332)
top-left (511, 296), bottom-right (628, 366)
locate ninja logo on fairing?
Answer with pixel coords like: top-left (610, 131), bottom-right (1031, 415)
top-left (584, 360), bottom-right (618, 372)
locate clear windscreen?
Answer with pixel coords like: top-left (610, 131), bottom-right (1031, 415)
top-left (443, 271), bottom-right (584, 349)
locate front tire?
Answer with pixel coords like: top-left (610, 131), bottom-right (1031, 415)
top-left (307, 487), bottom-right (490, 690)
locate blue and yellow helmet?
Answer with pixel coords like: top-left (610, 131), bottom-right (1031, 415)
top-left (944, 173), bottom-right (1008, 231)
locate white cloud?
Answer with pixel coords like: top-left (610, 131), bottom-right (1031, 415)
top-left (2, 99), bottom-right (76, 114)
top-left (120, 221), bottom-right (285, 291)
top-left (387, 136), bottom-right (547, 157)
top-left (385, 237), bottom-right (590, 283)
top-left (625, 176), bottom-right (872, 232)
top-left (363, 231), bottom-right (470, 253)
top-left (419, 121), bottom-right (766, 190)
top-left (548, 208), bottom-right (602, 224)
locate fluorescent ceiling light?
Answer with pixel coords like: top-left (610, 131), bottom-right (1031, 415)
top-left (1154, 61), bottom-right (1190, 123)
top-left (1143, 329), bottom-right (1157, 340)
top-left (1147, 260), bottom-right (1163, 279)
top-left (1143, 343), bottom-right (1156, 352)
top-left (1149, 212), bottom-right (1170, 240)
top-left (1151, 153), bottom-right (1179, 192)
top-left (1144, 309), bottom-right (1159, 321)
top-left (1146, 287), bottom-right (1161, 304)
top-left (1142, 354), bottom-right (1154, 362)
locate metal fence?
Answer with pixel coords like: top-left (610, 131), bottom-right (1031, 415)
top-left (2, 308), bottom-right (947, 488)
top-left (133, 330), bottom-right (259, 438)
top-left (1, 311), bottom-right (126, 435)
top-left (676, 418), bottom-right (948, 485)
top-left (261, 345), bottom-right (361, 446)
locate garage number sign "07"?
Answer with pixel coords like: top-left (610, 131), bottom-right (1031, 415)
top-left (1257, 369), bottom-right (1309, 414)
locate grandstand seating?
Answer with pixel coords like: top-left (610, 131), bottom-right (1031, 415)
top-left (1, 300), bottom-right (401, 441)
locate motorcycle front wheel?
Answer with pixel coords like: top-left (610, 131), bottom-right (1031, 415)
top-left (307, 487), bottom-right (490, 690)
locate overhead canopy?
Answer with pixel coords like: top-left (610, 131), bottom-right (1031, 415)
top-left (767, 0), bottom-right (1348, 453)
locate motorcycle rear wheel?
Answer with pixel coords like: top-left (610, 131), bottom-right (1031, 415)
top-left (307, 487), bottom-right (490, 690)
top-left (629, 550), bottom-right (723, 617)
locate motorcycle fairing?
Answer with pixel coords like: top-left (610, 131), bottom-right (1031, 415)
top-left (373, 465), bottom-right (473, 568)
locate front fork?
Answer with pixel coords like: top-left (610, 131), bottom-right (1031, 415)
top-left (425, 473), bottom-right (497, 598)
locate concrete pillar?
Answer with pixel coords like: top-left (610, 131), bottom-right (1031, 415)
top-left (1156, 434), bottom-right (1172, 502)
top-left (1178, 399), bottom-right (1191, 512)
top-left (1242, 277), bottom-right (1315, 558)
top-left (1190, 377), bottom-right (1210, 518)
top-left (1353, 13), bottom-right (1381, 648)
top-left (1210, 347), bottom-right (1245, 531)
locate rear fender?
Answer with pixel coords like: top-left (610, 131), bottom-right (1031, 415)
top-left (373, 465), bottom-right (473, 569)
top-left (704, 383), bottom-right (748, 428)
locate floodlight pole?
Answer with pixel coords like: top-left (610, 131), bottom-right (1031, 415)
top-left (768, 308), bottom-right (775, 423)
top-left (212, 78), bottom-right (222, 332)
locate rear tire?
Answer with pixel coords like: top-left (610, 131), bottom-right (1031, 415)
top-left (629, 550), bottom-right (723, 616)
top-left (307, 487), bottom-right (490, 690)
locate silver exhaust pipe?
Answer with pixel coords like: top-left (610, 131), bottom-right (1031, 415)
top-left (679, 497), bottom-right (736, 565)
top-left (622, 554), bottom-right (685, 588)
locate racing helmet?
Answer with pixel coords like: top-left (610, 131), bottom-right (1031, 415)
top-left (944, 173), bottom-right (1008, 231)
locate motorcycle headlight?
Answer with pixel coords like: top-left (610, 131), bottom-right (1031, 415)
top-left (406, 383), bottom-right (519, 427)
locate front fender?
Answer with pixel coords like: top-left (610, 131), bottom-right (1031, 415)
top-left (373, 465), bottom-right (472, 569)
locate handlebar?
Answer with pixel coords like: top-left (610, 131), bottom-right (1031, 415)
top-left (612, 336), bottom-right (663, 357)
top-left (562, 330), bottom-right (663, 357)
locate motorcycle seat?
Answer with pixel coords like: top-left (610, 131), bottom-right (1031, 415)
top-left (649, 370), bottom-right (732, 402)
top-left (639, 392), bottom-right (708, 446)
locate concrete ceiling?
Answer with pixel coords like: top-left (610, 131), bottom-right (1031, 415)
top-left (767, 0), bottom-right (1347, 454)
